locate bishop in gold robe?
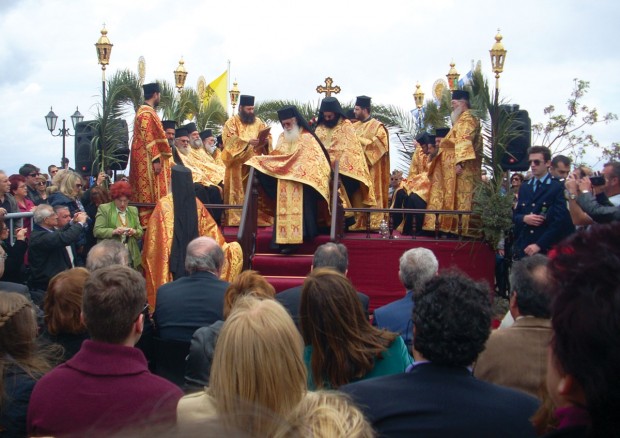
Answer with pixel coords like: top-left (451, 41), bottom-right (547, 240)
top-left (423, 90), bottom-right (482, 237)
top-left (246, 106), bottom-right (331, 252)
top-left (351, 95), bottom-right (390, 230)
top-left (128, 82), bottom-right (173, 227)
top-left (221, 95), bottom-right (273, 226)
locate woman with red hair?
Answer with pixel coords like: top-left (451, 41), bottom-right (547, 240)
top-left (93, 181), bottom-right (143, 270)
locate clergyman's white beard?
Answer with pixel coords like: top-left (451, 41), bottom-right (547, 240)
top-left (283, 125), bottom-right (301, 143)
top-left (190, 138), bottom-right (202, 149)
top-left (450, 107), bottom-right (464, 125)
top-left (177, 144), bottom-right (189, 156)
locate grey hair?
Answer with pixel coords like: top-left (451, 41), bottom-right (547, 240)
top-left (53, 205), bottom-right (70, 214)
top-left (399, 248), bottom-right (439, 292)
top-left (509, 254), bottom-right (550, 318)
top-left (185, 237), bottom-right (224, 274)
top-left (33, 204), bottom-right (55, 225)
top-left (312, 242), bottom-right (348, 274)
top-left (86, 240), bottom-right (130, 271)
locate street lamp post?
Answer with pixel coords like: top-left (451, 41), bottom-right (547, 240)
top-left (45, 107), bottom-right (84, 167)
top-left (95, 25), bottom-right (112, 172)
top-left (95, 25), bottom-right (113, 111)
top-left (174, 58), bottom-right (188, 93)
top-left (229, 80), bottom-right (240, 115)
top-left (413, 82), bottom-right (425, 129)
top-left (489, 29), bottom-right (508, 172)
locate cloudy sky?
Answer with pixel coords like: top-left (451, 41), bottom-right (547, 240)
top-left (1, 0), bottom-right (618, 175)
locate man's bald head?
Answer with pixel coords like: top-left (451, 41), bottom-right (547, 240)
top-left (185, 237), bottom-right (224, 275)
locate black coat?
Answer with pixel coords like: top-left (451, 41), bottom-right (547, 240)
top-left (27, 223), bottom-right (83, 291)
top-left (341, 363), bottom-right (539, 438)
top-left (153, 271), bottom-right (229, 343)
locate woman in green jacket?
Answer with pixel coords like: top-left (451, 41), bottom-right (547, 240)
top-left (93, 181), bottom-right (143, 270)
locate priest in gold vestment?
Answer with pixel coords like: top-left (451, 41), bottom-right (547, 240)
top-left (200, 129), bottom-right (225, 167)
top-left (314, 97), bottom-right (375, 228)
top-left (246, 106), bottom-right (331, 253)
top-left (351, 95), bottom-right (390, 230)
top-left (222, 95), bottom-right (273, 226)
top-left (391, 132), bottom-right (433, 234)
top-left (142, 165), bottom-right (242, 308)
top-left (128, 82), bottom-right (173, 227)
top-left (423, 90), bottom-right (482, 237)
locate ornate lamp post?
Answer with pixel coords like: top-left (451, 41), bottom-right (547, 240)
top-left (229, 80), bottom-right (240, 114)
top-left (413, 82), bottom-right (425, 128)
top-left (45, 107), bottom-right (84, 167)
top-left (174, 58), bottom-right (188, 93)
top-left (489, 29), bottom-right (508, 173)
top-left (446, 61), bottom-right (460, 91)
top-left (490, 29), bottom-right (507, 91)
top-left (95, 25), bottom-right (113, 110)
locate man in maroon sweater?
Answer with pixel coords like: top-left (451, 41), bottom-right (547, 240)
top-left (27, 266), bottom-right (183, 436)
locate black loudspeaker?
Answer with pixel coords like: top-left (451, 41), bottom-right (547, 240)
top-left (74, 119), bottom-right (129, 175)
top-left (108, 119), bottom-right (130, 171)
top-left (499, 105), bottom-right (531, 171)
top-left (75, 121), bottom-right (97, 176)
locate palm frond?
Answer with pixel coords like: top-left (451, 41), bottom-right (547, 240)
top-left (196, 97), bottom-right (227, 133)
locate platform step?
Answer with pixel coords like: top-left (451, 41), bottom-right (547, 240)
top-left (252, 253), bottom-right (312, 277)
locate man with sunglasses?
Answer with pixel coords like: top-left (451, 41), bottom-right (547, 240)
top-left (513, 146), bottom-right (573, 260)
top-left (18, 163), bottom-right (46, 205)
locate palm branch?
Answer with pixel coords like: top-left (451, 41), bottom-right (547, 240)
top-left (89, 69), bottom-right (142, 175)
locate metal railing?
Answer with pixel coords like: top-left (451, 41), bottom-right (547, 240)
top-left (3, 212), bottom-right (33, 245)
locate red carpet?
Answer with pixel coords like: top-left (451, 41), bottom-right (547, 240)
top-left (223, 227), bottom-right (495, 313)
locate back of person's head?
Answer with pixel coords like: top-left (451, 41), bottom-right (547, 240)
top-left (82, 266), bottom-right (146, 344)
top-left (510, 254), bottom-right (550, 318)
top-left (548, 223), bottom-right (620, 435)
top-left (0, 292), bottom-right (37, 362)
top-left (300, 269), bottom-right (396, 389)
top-left (32, 204), bottom-right (54, 225)
top-left (292, 391), bottom-right (374, 438)
top-left (312, 242), bottom-right (348, 274)
top-left (185, 237), bottom-right (224, 275)
top-left (86, 240), bottom-right (130, 271)
top-left (45, 268), bottom-right (89, 335)
top-left (209, 296), bottom-right (306, 435)
top-left (413, 272), bottom-right (492, 367)
top-left (223, 270), bottom-right (275, 319)
top-left (399, 247), bottom-right (439, 292)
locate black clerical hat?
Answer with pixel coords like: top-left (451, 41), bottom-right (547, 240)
top-left (162, 120), bottom-right (176, 130)
top-left (175, 128), bottom-right (189, 138)
top-left (452, 90), bottom-right (470, 101)
top-left (142, 82), bottom-right (160, 95)
top-left (239, 95), bottom-right (254, 106)
top-left (199, 129), bottom-right (213, 140)
top-left (355, 95), bottom-right (371, 108)
top-left (183, 123), bottom-right (198, 134)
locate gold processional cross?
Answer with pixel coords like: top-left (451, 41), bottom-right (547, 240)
top-left (316, 77), bottom-right (341, 97)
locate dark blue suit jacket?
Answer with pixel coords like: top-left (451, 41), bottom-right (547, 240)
top-left (372, 291), bottom-right (414, 348)
top-left (153, 271), bottom-right (229, 342)
top-left (513, 174), bottom-right (574, 259)
top-left (341, 363), bottom-right (539, 438)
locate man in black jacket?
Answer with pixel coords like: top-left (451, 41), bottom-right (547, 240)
top-left (153, 236), bottom-right (229, 342)
top-left (28, 204), bottom-right (87, 301)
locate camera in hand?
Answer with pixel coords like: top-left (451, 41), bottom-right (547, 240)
top-left (590, 171), bottom-right (605, 187)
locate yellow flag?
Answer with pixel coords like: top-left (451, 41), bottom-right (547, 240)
top-left (204, 70), bottom-right (228, 106)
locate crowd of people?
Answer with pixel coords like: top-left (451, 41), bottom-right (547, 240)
top-left (0, 80), bottom-right (618, 436)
